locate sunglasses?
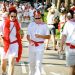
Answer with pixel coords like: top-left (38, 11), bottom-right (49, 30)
top-left (10, 16), bottom-right (16, 18)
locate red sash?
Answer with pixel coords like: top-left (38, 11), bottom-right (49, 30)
top-left (31, 40), bottom-right (44, 46)
top-left (66, 43), bottom-right (75, 49)
top-left (10, 40), bottom-right (18, 44)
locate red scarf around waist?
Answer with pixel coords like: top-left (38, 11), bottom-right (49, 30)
top-left (3, 18), bottom-right (22, 62)
top-left (31, 40), bottom-right (44, 46)
top-left (66, 43), bottom-right (75, 49)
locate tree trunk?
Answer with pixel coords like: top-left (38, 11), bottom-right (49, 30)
top-left (46, 0), bottom-right (51, 5)
top-left (65, 0), bottom-right (70, 11)
top-left (57, 0), bottom-right (61, 11)
top-left (65, 0), bottom-right (68, 8)
top-left (42, 0), bottom-right (44, 4)
top-left (36, 0), bottom-right (39, 2)
top-left (71, 0), bottom-right (75, 4)
top-left (55, 0), bottom-right (57, 6)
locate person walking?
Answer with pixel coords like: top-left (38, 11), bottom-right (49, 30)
top-left (0, 6), bottom-right (23, 75)
top-left (58, 8), bottom-right (66, 39)
top-left (60, 10), bottom-right (75, 75)
top-left (46, 8), bottom-right (57, 50)
top-left (27, 10), bottom-right (50, 75)
top-left (0, 3), bottom-right (8, 22)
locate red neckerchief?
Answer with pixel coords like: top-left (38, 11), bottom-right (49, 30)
top-left (4, 18), bottom-right (22, 62)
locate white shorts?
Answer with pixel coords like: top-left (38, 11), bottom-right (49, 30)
top-left (0, 43), bottom-right (19, 59)
top-left (65, 46), bottom-right (75, 66)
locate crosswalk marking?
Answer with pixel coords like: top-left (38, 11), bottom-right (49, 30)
top-left (46, 64), bottom-right (55, 67)
top-left (41, 67), bottom-right (46, 75)
top-left (20, 62), bottom-right (46, 75)
top-left (20, 62), bottom-right (62, 75)
top-left (50, 72), bottom-right (61, 75)
top-left (21, 62), bottom-right (27, 74)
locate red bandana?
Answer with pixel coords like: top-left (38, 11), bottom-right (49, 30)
top-left (3, 18), bottom-right (22, 62)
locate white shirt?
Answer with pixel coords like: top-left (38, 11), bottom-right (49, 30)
top-left (24, 9), bottom-right (29, 16)
top-left (34, 3), bottom-right (38, 9)
top-left (17, 7), bottom-right (22, 16)
top-left (29, 9), bottom-right (35, 17)
top-left (60, 14), bottom-right (66, 22)
top-left (27, 22), bottom-right (49, 42)
top-left (47, 14), bottom-right (55, 24)
top-left (62, 20), bottom-right (75, 43)
top-left (0, 21), bottom-right (20, 42)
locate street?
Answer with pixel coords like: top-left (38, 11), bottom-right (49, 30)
top-left (0, 22), bottom-right (70, 75)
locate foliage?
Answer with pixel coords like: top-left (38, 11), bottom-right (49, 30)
top-left (44, 11), bottom-right (48, 23)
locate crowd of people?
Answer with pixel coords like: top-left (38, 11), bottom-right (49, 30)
top-left (0, 1), bottom-right (75, 75)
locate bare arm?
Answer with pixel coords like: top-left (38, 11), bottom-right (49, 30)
top-left (27, 35), bottom-right (31, 42)
top-left (35, 34), bottom-right (50, 39)
top-left (60, 35), bottom-right (67, 51)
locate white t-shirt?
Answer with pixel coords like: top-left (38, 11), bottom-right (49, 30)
top-left (0, 21), bottom-right (21, 42)
top-left (17, 7), bottom-right (22, 15)
top-left (24, 9), bottom-right (29, 16)
top-left (29, 9), bottom-right (35, 17)
top-left (47, 14), bottom-right (55, 24)
top-left (60, 14), bottom-right (66, 22)
top-left (27, 22), bottom-right (49, 42)
top-left (62, 20), bottom-right (75, 43)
